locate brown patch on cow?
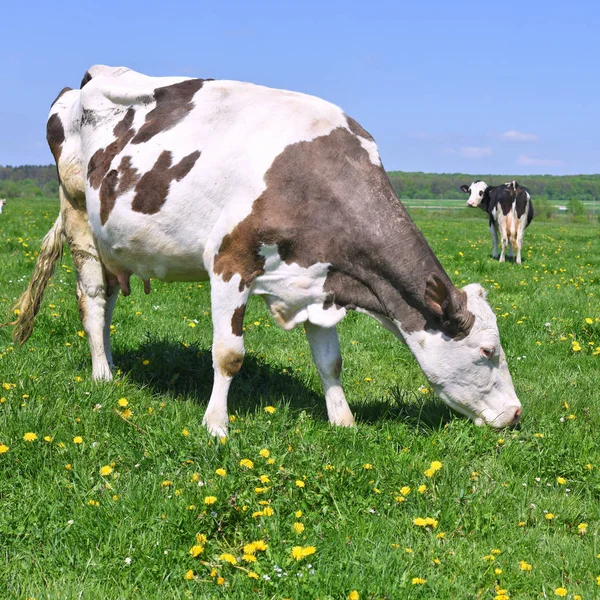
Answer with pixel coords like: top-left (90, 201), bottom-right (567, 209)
top-left (99, 156), bottom-right (140, 225)
top-left (215, 346), bottom-right (244, 378)
top-left (131, 79), bottom-right (206, 145)
top-left (333, 356), bottom-right (342, 379)
top-left (131, 150), bottom-right (201, 215)
top-left (88, 108), bottom-right (136, 189)
top-left (47, 114), bottom-right (66, 162)
top-left (231, 304), bottom-right (246, 337)
top-left (51, 87), bottom-right (72, 107)
top-left (80, 71), bottom-right (93, 89)
top-left (345, 115), bottom-right (374, 140)
top-left (213, 127), bottom-right (473, 338)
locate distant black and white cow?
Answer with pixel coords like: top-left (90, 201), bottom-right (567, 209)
top-left (0, 199), bottom-right (6, 214)
top-left (461, 181), bottom-right (533, 264)
top-left (6, 65), bottom-right (522, 434)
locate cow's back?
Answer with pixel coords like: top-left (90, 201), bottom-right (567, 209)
top-left (48, 66), bottom-right (380, 283)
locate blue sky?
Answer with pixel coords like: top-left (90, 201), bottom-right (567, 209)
top-left (2, 0), bottom-right (598, 175)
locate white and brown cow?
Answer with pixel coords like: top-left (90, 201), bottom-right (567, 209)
top-left (6, 65), bottom-right (522, 435)
top-left (0, 199), bottom-right (6, 214)
top-left (461, 180), bottom-right (534, 264)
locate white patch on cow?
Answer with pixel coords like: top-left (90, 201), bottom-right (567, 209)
top-left (356, 135), bottom-right (381, 166)
top-left (395, 284), bottom-right (521, 428)
top-left (251, 244), bottom-right (346, 330)
top-left (0, 199), bottom-right (6, 214)
top-left (465, 181), bottom-right (488, 207)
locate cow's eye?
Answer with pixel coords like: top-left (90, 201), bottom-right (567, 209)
top-left (479, 190), bottom-right (484, 196)
top-left (480, 347), bottom-right (495, 360)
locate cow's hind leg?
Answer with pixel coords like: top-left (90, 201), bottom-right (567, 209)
top-left (514, 215), bottom-right (527, 264)
top-left (305, 322), bottom-right (355, 426)
top-left (62, 189), bottom-right (114, 381)
top-left (202, 276), bottom-right (249, 437)
top-left (490, 223), bottom-right (499, 259)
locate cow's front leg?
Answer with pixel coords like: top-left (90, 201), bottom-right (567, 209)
top-left (62, 191), bottom-right (114, 381)
top-left (490, 223), bottom-right (499, 259)
top-left (305, 322), bottom-right (355, 427)
top-left (202, 277), bottom-right (248, 437)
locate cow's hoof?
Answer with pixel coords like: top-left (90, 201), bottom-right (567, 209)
top-left (330, 413), bottom-right (356, 427)
top-left (202, 419), bottom-right (228, 439)
top-left (92, 365), bottom-right (113, 382)
top-left (499, 256), bottom-right (505, 263)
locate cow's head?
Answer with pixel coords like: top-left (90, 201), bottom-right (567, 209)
top-left (402, 280), bottom-right (522, 428)
top-left (460, 181), bottom-right (488, 207)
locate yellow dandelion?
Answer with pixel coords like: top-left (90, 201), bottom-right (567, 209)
top-left (23, 432), bottom-right (38, 442)
top-left (263, 506), bottom-right (274, 516)
top-left (0, 444), bottom-right (9, 454)
top-left (348, 592), bottom-right (360, 600)
top-left (161, 480), bottom-right (172, 487)
top-left (182, 428), bottom-right (189, 436)
top-left (412, 578), bottom-right (426, 585)
top-left (184, 569), bottom-right (194, 580)
top-left (554, 588), bottom-right (567, 597)
top-left (73, 436), bottom-right (83, 444)
top-left (215, 468), bottom-right (226, 477)
top-left (519, 560), bottom-right (532, 571)
top-left (204, 496), bottom-right (217, 505)
top-left (239, 458), bottom-right (254, 469)
top-left (248, 572), bottom-right (259, 579)
top-left (291, 545), bottom-right (316, 560)
top-left (100, 465), bottom-right (113, 476)
top-left (545, 513), bottom-right (555, 520)
top-left (293, 522), bottom-right (305, 534)
top-left (242, 554), bottom-right (257, 562)
top-left (65, 463), bottom-right (72, 471)
top-left (219, 553), bottom-right (237, 565)
top-left (295, 480), bottom-right (305, 488)
top-left (259, 448), bottom-right (270, 458)
top-left (295, 510), bottom-right (303, 518)
top-left (578, 523), bottom-right (588, 534)
top-left (259, 475), bottom-right (270, 483)
top-left (43, 436), bottom-right (53, 443)
top-left (118, 398), bottom-right (128, 407)
top-left (189, 545), bottom-right (204, 557)
top-left (264, 406), bottom-right (276, 414)
top-left (556, 477), bottom-right (566, 485)
top-left (418, 485), bottom-right (426, 493)
top-left (363, 463), bottom-right (373, 470)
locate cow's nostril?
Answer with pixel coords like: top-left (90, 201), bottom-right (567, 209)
top-left (512, 407), bottom-right (522, 425)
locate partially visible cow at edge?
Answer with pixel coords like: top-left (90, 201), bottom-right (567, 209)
top-left (461, 180), bottom-right (534, 264)
top-left (0, 199), bottom-right (6, 214)
top-left (3, 65), bottom-right (522, 434)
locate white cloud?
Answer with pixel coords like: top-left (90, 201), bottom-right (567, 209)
top-left (517, 155), bottom-right (564, 167)
top-left (501, 130), bottom-right (538, 142)
top-left (459, 146), bottom-right (493, 158)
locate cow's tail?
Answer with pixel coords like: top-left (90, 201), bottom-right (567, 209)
top-left (1, 214), bottom-right (65, 344)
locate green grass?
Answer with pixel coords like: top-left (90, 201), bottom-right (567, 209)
top-left (1, 197), bottom-right (600, 599)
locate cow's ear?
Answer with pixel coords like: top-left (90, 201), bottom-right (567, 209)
top-left (426, 274), bottom-right (475, 337)
top-left (425, 274), bottom-right (449, 320)
top-left (460, 184), bottom-right (470, 193)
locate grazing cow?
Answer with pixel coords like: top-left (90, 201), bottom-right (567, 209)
top-left (0, 199), bottom-right (6, 214)
top-left (5, 65), bottom-right (522, 435)
top-left (460, 180), bottom-right (534, 263)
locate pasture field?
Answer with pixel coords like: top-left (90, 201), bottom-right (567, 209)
top-left (1, 197), bottom-right (600, 599)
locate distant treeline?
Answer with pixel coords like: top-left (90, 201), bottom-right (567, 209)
top-left (1, 165), bottom-right (599, 203)
top-left (0, 165), bottom-right (57, 199)
top-left (388, 172), bottom-right (600, 203)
